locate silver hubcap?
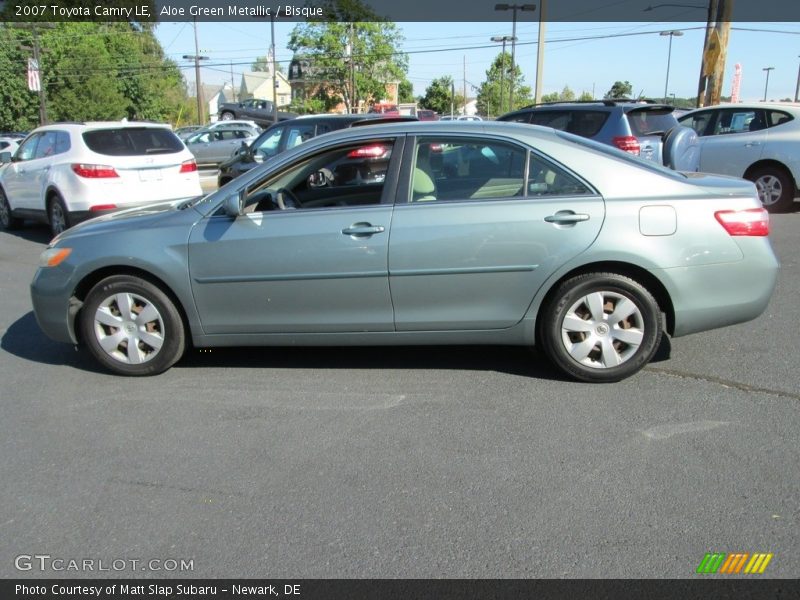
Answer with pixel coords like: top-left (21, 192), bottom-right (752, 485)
top-left (561, 291), bottom-right (645, 369)
top-left (755, 174), bottom-right (782, 206)
top-left (93, 293), bottom-right (165, 365)
top-left (50, 202), bottom-right (66, 234)
top-left (221, 113), bottom-right (232, 120)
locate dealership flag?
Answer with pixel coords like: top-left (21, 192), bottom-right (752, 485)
top-left (27, 58), bottom-right (40, 92)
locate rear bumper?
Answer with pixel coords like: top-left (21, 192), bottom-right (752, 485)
top-left (656, 242), bottom-right (780, 337)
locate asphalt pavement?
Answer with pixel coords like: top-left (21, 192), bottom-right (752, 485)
top-left (0, 210), bottom-right (797, 579)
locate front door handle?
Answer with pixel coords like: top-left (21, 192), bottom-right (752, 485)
top-left (342, 223), bottom-right (385, 237)
top-left (545, 211), bottom-right (590, 224)
top-left (744, 142), bottom-right (762, 147)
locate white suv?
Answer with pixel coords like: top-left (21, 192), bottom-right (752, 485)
top-left (678, 103), bottom-right (800, 212)
top-left (0, 122), bottom-right (202, 236)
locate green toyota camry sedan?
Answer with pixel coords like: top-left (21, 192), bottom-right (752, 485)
top-left (26, 121), bottom-right (779, 382)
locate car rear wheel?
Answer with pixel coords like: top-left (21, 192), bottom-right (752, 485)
top-left (748, 166), bottom-right (795, 213)
top-left (0, 188), bottom-right (22, 230)
top-left (80, 275), bottom-right (186, 376)
top-left (220, 111), bottom-right (234, 121)
top-left (539, 273), bottom-right (662, 383)
top-left (48, 195), bottom-right (71, 237)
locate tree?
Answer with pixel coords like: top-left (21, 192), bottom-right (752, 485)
top-left (287, 0), bottom-right (408, 113)
top-left (419, 76), bottom-right (463, 114)
top-left (251, 56), bottom-right (285, 74)
top-left (398, 79), bottom-right (414, 103)
top-left (0, 22), bottom-right (186, 129)
top-left (541, 86), bottom-right (577, 104)
top-left (604, 80), bottom-right (633, 99)
top-left (578, 91), bottom-right (594, 101)
top-left (476, 52), bottom-right (532, 117)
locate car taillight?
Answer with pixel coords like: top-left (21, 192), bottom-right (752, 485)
top-left (612, 136), bottom-right (641, 155)
top-left (714, 208), bottom-right (770, 237)
top-left (71, 164), bottom-right (119, 178)
top-left (347, 145), bottom-right (389, 158)
top-left (179, 159), bottom-right (198, 173)
top-left (90, 204), bottom-right (117, 212)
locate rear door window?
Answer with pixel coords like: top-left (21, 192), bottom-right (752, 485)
top-left (767, 110), bottom-right (793, 128)
top-left (626, 108), bottom-right (678, 136)
top-left (530, 110), bottom-right (609, 137)
top-left (83, 128), bottom-right (184, 156)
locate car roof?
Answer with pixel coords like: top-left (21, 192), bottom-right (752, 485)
top-left (682, 102), bottom-right (800, 113)
top-left (30, 122), bottom-right (173, 133)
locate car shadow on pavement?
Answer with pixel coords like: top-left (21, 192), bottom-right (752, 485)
top-left (1, 312), bottom-right (105, 373)
top-left (2, 223), bottom-right (52, 244)
top-left (3, 312), bottom-right (672, 380)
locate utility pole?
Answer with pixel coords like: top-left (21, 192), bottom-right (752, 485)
top-left (18, 23), bottom-right (52, 125)
top-left (183, 19), bottom-right (208, 123)
top-left (271, 12), bottom-right (278, 123)
top-left (534, 0), bottom-right (546, 105)
top-left (794, 56), bottom-right (800, 103)
top-left (463, 55), bottom-right (466, 116)
top-left (230, 61), bottom-right (236, 103)
top-left (696, 0), bottom-right (733, 108)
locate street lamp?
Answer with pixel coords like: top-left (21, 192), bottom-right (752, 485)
top-left (762, 67), bottom-right (775, 102)
top-left (494, 3), bottom-right (536, 111)
top-left (660, 30), bottom-right (684, 104)
top-left (491, 35), bottom-right (516, 114)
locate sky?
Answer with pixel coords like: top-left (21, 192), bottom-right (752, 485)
top-left (153, 20), bottom-right (800, 108)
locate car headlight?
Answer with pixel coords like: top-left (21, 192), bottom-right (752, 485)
top-left (39, 247), bottom-right (72, 268)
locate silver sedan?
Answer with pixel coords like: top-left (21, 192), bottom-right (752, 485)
top-left (30, 121), bottom-right (779, 382)
top-left (184, 127), bottom-right (258, 166)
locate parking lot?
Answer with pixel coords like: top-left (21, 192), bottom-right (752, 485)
top-left (0, 209), bottom-right (798, 579)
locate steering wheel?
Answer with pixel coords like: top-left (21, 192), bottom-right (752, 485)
top-left (275, 188), bottom-right (300, 210)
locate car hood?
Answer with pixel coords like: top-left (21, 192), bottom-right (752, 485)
top-left (51, 198), bottom-right (204, 244)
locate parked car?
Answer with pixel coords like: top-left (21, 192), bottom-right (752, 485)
top-left (677, 103), bottom-right (800, 212)
top-left (0, 122), bottom-right (201, 237)
top-left (174, 125), bottom-right (204, 139)
top-left (416, 110), bottom-right (438, 121)
top-left (497, 100), bottom-right (699, 171)
top-left (184, 127), bottom-right (259, 167)
top-left (30, 121), bottom-right (777, 382)
top-left (439, 115), bottom-right (483, 121)
top-left (0, 137), bottom-right (20, 156)
top-left (217, 113), bottom-right (416, 187)
top-left (217, 98), bottom-right (296, 126)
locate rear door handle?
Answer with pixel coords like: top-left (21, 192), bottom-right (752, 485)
top-left (545, 212), bottom-right (590, 224)
top-left (342, 223), bottom-right (385, 237)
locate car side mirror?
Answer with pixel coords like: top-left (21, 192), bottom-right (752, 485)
top-left (223, 190), bottom-right (245, 217)
top-left (0, 151), bottom-right (11, 164)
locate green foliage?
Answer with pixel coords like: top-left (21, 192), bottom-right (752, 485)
top-left (287, 0), bottom-right (408, 113)
top-left (604, 80), bottom-right (634, 99)
top-left (398, 79), bottom-right (414, 104)
top-left (251, 56), bottom-right (285, 74)
top-left (0, 22), bottom-right (186, 130)
top-left (419, 76), bottom-right (460, 114)
top-left (476, 52), bottom-right (532, 117)
top-left (578, 91), bottom-right (594, 101)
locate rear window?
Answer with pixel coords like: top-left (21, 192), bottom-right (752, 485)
top-left (626, 108), bottom-right (679, 136)
top-left (83, 127), bottom-right (184, 156)
top-left (530, 110), bottom-right (609, 138)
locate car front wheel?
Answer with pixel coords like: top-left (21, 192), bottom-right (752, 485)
top-left (539, 273), bottom-right (663, 383)
top-left (748, 166), bottom-right (795, 213)
top-left (79, 275), bottom-right (186, 376)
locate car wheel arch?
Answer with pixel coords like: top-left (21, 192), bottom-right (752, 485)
top-left (743, 159), bottom-right (796, 189)
top-left (71, 265), bottom-right (194, 347)
top-left (534, 260), bottom-right (675, 339)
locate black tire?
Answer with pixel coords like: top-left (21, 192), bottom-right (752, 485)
top-left (0, 187), bottom-right (22, 230)
top-left (79, 275), bottom-right (186, 376)
top-left (48, 194), bottom-right (71, 237)
top-left (747, 166), bottom-right (795, 213)
top-left (220, 111), bottom-right (234, 121)
top-left (538, 273), bottom-right (663, 383)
